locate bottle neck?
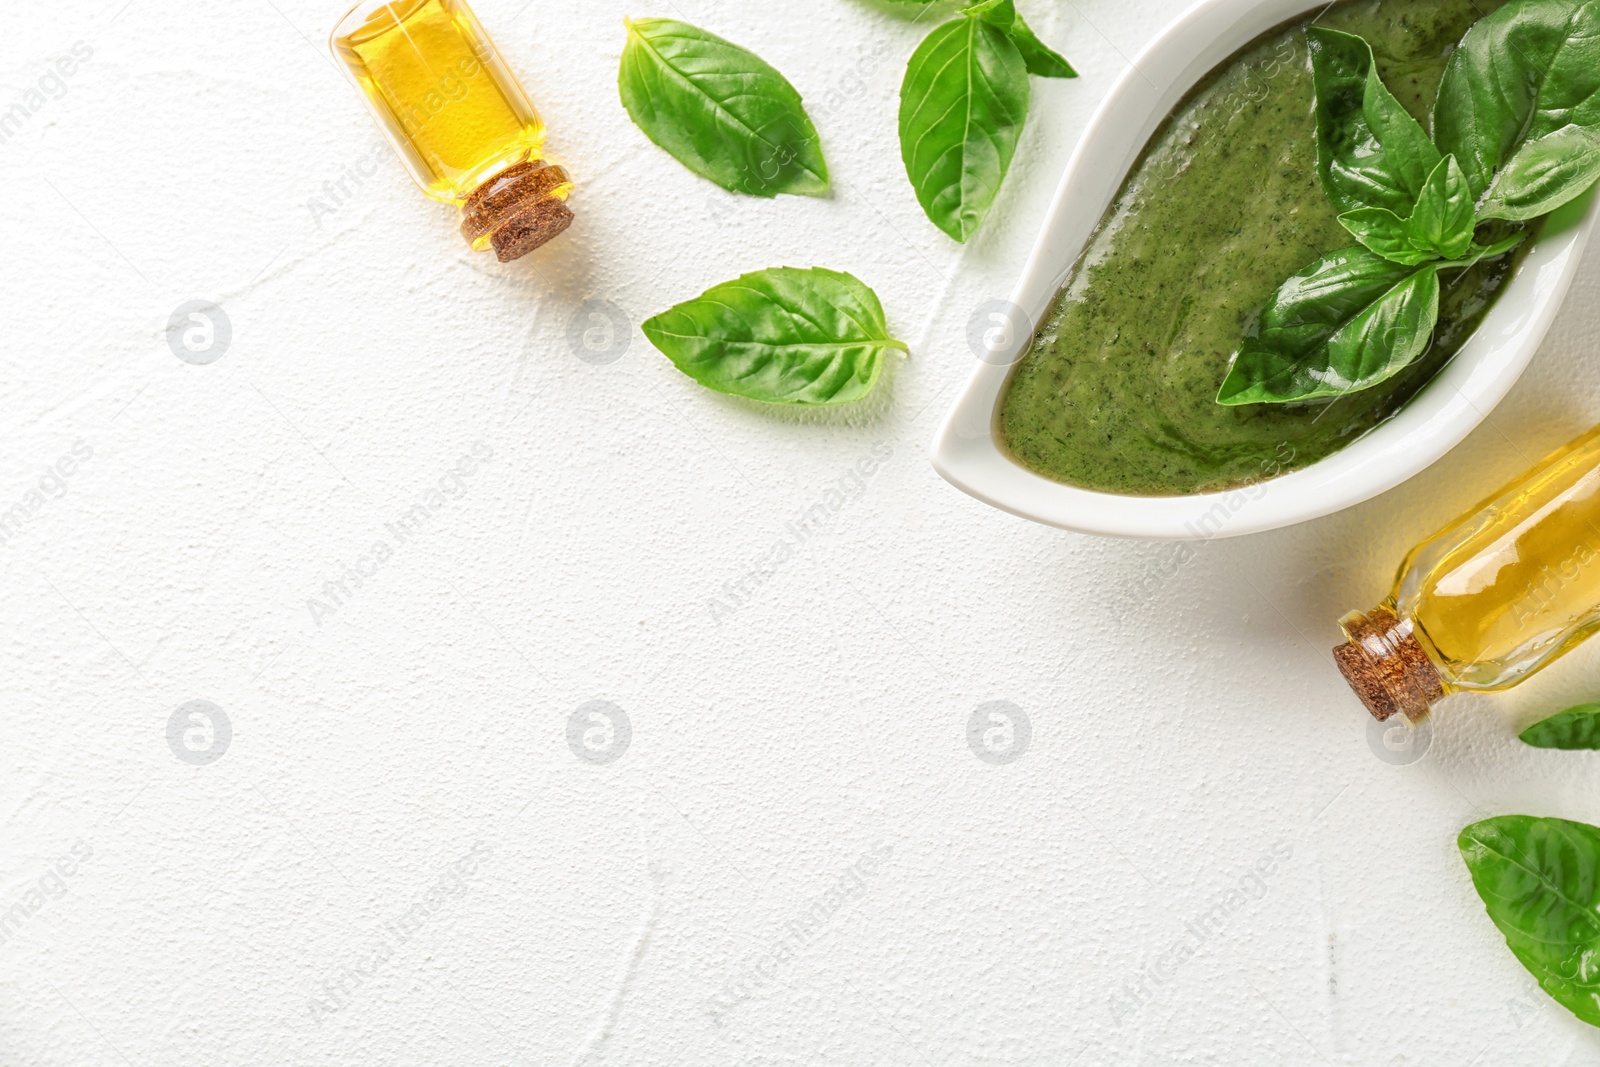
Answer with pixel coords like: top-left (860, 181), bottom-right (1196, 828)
top-left (1333, 605), bottom-right (1446, 721)
top-left (459, 160), bottom-right (574, 261)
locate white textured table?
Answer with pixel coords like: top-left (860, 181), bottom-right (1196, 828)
top-left (6, 1), bottom-right (1600, 1064)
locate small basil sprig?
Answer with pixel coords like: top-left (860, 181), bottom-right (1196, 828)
top-left (1460, 815), bottom-right (1600, 1028)
top-left (619, 18), bottom-right (828, 199)
top-left (1339, 156), bottom-right (1476, 265)
top-left (642, 267), bottom-right (907, 405)
top-left (898, 1), bottom-right (1074, 243)
top-left (1520, 703), bottom-right (1600, 749)
top-left (1218, 5), bottom-right (1600, 407)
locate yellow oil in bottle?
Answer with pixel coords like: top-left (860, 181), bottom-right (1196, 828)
top-left (1336, 425), bottom-right (1600, 720)
top-left (330, 0), bottom-right (574, 260)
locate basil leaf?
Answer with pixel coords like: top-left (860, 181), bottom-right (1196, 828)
top-left (1335, 209), bottom-right (1435, 266)
top-left (1459, 815), bottom-right (1600, 1028)
top-left (1406, 155), bottom-right (1476, 259)
top-left (899, 16), bottom-right (1031, 242)
top-left (1480, 124), bottom-right (1600, 222)
top-left (1308, 26), bottom-right (1442, 217)
top-left (1217, 247), bottom-right (1440, 405)
top-left (642, 267), bottom-right (907, 406)
top-left (962, 0), bottom-right (1077, 78)
top-left (619, 18), bottom-right (828, 199)
top-left (1520, 704), bottom-right (1600, 749)
top-left (1434, 0), bottom-right (1600, 199)
top-left (1338, 155), bottom-right (1476, 264)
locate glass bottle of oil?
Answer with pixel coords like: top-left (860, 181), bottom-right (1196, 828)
top-left (1336, 424), bottom-right (1600, 721)
top-left (330, 0), bottom-right (574, 261)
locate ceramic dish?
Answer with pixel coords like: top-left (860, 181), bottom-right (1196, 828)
top-left (931, 0), bottom-right (1600, 541)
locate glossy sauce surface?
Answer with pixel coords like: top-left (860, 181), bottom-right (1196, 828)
top-left (998, 0), bottom-right (1518, 496)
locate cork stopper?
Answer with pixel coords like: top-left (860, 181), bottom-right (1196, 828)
top-left (459, 160), bottom-right (574, 262)
top-left (1333, 606), bottom-right (1445, 721)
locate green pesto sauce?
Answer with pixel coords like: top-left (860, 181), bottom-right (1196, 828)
top-left (998, 0), bottom-right (1523, 497)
